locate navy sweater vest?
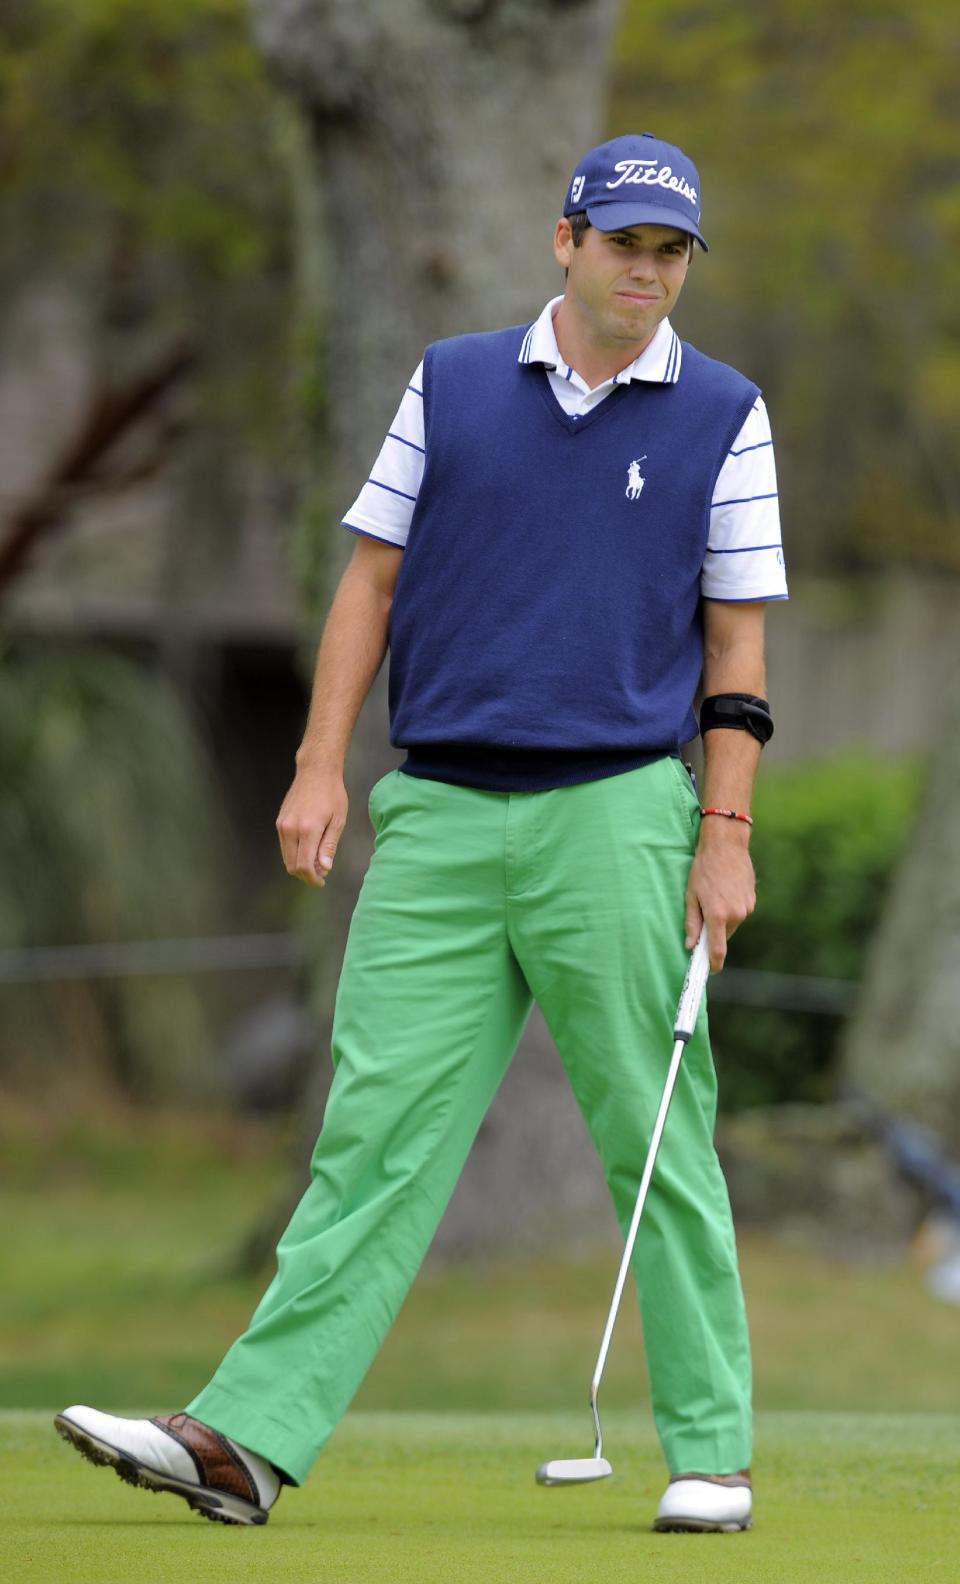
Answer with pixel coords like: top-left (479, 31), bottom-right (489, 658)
top-left (388, 324), bottom-right (759, 792)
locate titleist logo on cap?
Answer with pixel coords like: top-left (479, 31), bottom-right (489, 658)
top-left (606, 160), bottom-right (698, 209)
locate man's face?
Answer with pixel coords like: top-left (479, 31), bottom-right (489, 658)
top-left (553, 219), bottom-right (692, 349)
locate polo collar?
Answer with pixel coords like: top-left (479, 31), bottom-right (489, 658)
top-left (517, 295), bottom-right (682, 385)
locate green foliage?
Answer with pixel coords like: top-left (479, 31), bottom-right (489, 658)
top-left (0, 0), bottom-right (298, 459)
top-left (0, 0), bottom-right (280, 275)
top-left (0, 639), bottom-right (229, 1100)
top-left (712, 750), bottom-right (925, 1111)
top-left (613, 0), bottom-right (960, 573)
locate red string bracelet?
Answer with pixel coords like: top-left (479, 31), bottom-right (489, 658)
top-left (699, 806), bottom-right (754, 827)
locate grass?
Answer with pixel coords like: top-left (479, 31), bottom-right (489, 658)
top-left (3, 1093), bottom-right (960, 1579)
top-left (5, 1409), bottom-right (960, 1582)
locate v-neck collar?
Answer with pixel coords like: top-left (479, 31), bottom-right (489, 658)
top-left (529, 365), bottom-right (633, 435)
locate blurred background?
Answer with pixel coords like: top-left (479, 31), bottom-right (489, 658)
top-left (2, 0), bottom-right (958, 1420)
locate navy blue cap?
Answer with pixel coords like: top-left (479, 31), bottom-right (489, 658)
top-left (563, 132), bottom-right (708, 252)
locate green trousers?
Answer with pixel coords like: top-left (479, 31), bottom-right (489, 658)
top-left (186, 755), bottom-right (752, 1486)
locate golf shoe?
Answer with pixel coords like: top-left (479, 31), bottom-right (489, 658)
top-left (654, 1468), bottom-right (752, 1532)
top-left (54, 1405), bottom-right (281, 1525)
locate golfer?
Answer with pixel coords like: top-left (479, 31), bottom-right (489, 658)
top-left (56, 132), bottom-right (787, 1534)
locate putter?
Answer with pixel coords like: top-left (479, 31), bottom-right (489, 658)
top-left (535, 925), bottom-right (712, 1486)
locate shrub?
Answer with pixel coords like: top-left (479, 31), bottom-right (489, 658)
top-left (710, 750), bottom-right (925, 1112)
top-left (0, 638), bottom-right (227, 1101)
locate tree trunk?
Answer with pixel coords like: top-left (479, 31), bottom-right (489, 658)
top-left (839, 681), bottom-right (960, 1154)
top-left (234, 0), bottom-right (622, 1270)
top-left (253, 0), bottom-right (621, 479)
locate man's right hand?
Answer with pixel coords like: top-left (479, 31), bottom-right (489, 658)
top-left (275, 763), bottom-right (348, 888)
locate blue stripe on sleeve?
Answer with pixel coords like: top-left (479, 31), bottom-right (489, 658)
top-left (368, 478), bottom-right (418, 503)
top-left (703, 593), bottom-right (789, 603)
top-left (705, 542), bottom-right (782, 555)
top-left (710, 492), bottom-right (779, 509)
top-left (728, 440), bottom-right (772, 457)
top-left (407, 384), bottom-right (423, 397)
top-left (387, 431), bottom-right (425, 454)
top-left (342, 522), bottom-right (405, 547)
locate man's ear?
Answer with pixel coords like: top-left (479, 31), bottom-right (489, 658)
top-left (553, 217), bottom-right (575, 272)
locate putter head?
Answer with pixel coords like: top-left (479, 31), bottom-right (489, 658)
top-left (535, 1457), bottom-right (613, 1486)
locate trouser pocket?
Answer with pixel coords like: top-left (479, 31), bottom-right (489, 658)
top-left (367, 769), bottom-right (396, 834)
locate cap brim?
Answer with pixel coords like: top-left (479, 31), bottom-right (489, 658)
top-left (585, 200), bottom-right (708, 252)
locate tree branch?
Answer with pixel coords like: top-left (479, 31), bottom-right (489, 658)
top-left (0, 340), bottom-right (198, 597)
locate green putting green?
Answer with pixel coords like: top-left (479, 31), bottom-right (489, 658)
top-left (4, 1409), bottom-right (959, 1583)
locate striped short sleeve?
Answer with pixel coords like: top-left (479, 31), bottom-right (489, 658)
top-left (341, 361), bottom-right (425, 548)
top-left (701, 397), bottom-right (788, 602)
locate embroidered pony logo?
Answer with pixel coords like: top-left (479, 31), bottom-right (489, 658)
top-left (626, 456), bottom-right (648, 500)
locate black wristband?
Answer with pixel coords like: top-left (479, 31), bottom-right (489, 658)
top-left (699, 692), bottom-right (774, 746)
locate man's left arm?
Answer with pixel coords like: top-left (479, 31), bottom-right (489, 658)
top-left (684, 599), bottom-right (768, 971)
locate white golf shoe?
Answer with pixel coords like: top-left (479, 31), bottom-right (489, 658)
top-left (54, 1405), bottom-right (282, 1525)
top-left (653, 1468), bottom-right (753, 1533)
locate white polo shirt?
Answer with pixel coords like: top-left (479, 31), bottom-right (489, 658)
top-left (344, 297), bottom-right (788, 604)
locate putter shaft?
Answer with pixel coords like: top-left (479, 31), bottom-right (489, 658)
top-left (587, 931), bottom-right (711, 1460)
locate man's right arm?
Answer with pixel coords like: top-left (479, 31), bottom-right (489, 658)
top-left (275, 533), bottom-right (403, 888)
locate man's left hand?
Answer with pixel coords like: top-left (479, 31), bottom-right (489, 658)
top-left (684, 823), bottom-right (756, 972)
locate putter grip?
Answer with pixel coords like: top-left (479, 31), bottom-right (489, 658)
top-left (673, 930), bottom-right (711, 1041)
